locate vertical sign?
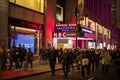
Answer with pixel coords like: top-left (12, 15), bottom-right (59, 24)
top-left (78, 0), bottom-right (84, 20)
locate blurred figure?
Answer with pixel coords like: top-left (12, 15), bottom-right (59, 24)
top-left (58, 48), bottom-right (63, 63)
top-left (25, 48), bottom-right (34, 71)
top-left (89, 49), bottom-right (95, 72)
top-left (114, 47), bottom-right (120, 75)
top-left (0, 45), bottom-right (2, 72)
top-left (9, 44), bottom-right (20, 71)
top-left (100, 47), bottom-right (111, 75)
top-left (47, 47), bottom-right (58, 76)
top-left (1, 45), bottom-right (7, 70)
top-left (95, 49), bottom-right (100, 70)
top-left (61, 49), bottom-right (70, 78)
top-left (20, 44), bottom-right (27, 68)
top-left (81, 49), bottom-right (90, 78)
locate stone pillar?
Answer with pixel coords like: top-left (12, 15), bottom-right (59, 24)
top-left (0, 0), bottom-right (8, 47)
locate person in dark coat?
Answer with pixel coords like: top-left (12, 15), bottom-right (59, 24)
top-left (61, 49), bottom-right (70, 78)
top-left (47, 46), bottom-right (58, 76)
top-left (25, 48), bottom-right (34, 71)
top-left (20, 44), bottom-right (27, 68)
top-left (9, 44), bottom-right (20, 71)
top-left (1, 45), bottom-right (7, 70)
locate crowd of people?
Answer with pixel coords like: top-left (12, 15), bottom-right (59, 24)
top-left (39, 46), bottom-right (120, 78)
top-left (0, 44), bottom-right (120, 79)
top-left (0, 44), bottom-right (34, 71)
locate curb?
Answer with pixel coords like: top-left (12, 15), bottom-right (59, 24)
top-left (3, 68), bottom-right (62, 80)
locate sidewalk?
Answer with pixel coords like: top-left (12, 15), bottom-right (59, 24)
top-left (1, 59), bottom-right (63, 80)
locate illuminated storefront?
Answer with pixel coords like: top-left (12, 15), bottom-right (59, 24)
top-left (79, 17), bottom-right (112, 49)
top-left (52, 24), bottom-right (95, 49)
top-left (9, 18), bottom-right (43, 55)
top-left (8, 0), bottom-right (44, 55)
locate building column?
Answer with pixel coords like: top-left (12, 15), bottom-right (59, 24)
top-left (102, 26), bottom-right (104, 48)
top-left (44, 0), bottom-right (56, 48)
top-left (81, 40), bottom-right (84, 49)
top-left (95, 22), bottom-right (98, 50)
top-left (0, 0), bottom-right (8, 48)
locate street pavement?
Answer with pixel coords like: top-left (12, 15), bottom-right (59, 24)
top-left (1, 57), bottom-right (120, 80)
top-left (16, 63), bottom-right (120, 80)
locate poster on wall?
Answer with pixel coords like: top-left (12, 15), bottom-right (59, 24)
top-left (10, 34), bottom-right (35, 53)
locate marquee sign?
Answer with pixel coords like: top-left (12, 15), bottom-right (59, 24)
top-left (55, 24), bottom-right (76, 32)
top-left (53, 32), bottom-right (76, 37)
top-left (82, 28), bottom-right (92, 34)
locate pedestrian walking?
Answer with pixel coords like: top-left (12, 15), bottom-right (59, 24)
top-left (100, 47), bottom-right (111, 75)
top-left (81, 49), bottom-right (90, 78)
top-left (1, 45), bottom-right (7, 70)
top-left (61, 49), bottom-right (70, 78)
top-left (25, 48), bottom-right (34, 71)
top-left (47, 47), bottom-right (58, 76)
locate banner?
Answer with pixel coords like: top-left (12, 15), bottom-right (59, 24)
top-left (78, 0), bottom-right (84, 20)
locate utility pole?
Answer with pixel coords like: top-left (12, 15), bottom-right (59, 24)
top-left (75, 0), bottom-right (78, 48)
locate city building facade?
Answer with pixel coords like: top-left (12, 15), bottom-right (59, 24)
top-left (0, 0), bottom-right (119, 55)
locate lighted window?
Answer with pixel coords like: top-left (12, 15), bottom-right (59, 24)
top-left (80, 17), bottom-right (85, 27)
top-left (88, 19), bottom-right (95, 31)
top-left (104, 28), bottom-right (106, 35)
top-left (56, 5), bottom-right (63, 21)
top-left (106, 29), bottom-right (111, 39)
top-left (9, 0), bottom-right (14, 3)
top-left (99, 25), bottom-right (102, 33)
top-left (9, 0), bottom-right (44, 13)
top-left (109, 30), bottom-right (111, 39)
top-left (91, 22), bottom-right (95, 31)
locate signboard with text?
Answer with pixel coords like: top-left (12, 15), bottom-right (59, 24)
top-left (53, 32), bottom-right (76, 37)
top-left (55, 24), bottom-right (76, 32)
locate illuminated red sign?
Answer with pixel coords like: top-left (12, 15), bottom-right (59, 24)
top-left (53, 32), bottom-right (76, 37)
top-left (53, 32), bottom-right (66, 37)
top-left (84, 33), bottom-right (95, 38)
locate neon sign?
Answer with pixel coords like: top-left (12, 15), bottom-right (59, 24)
top-left (82, 28), bottom-right (92, 34)
top-left (53, 32), bottom-right (66, 37)
top-left (55, 24), bottom-right (76, 32)
top-left (53, 32), bottom-right (76, 37)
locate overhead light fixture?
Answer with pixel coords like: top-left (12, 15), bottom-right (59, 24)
top-left (11, 26), bottom-right (37, 32)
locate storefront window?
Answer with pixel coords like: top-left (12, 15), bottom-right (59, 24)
top-left (88, 41), bottom-right (95, 49)
top-left (10, 34), bottom-right (35, 53)
top-left (87, 19), bottom-right (95, 31)
top-left (9, 0), bottom-right (44, 13)
top-left (10, 26), bottom-right (42, 55)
